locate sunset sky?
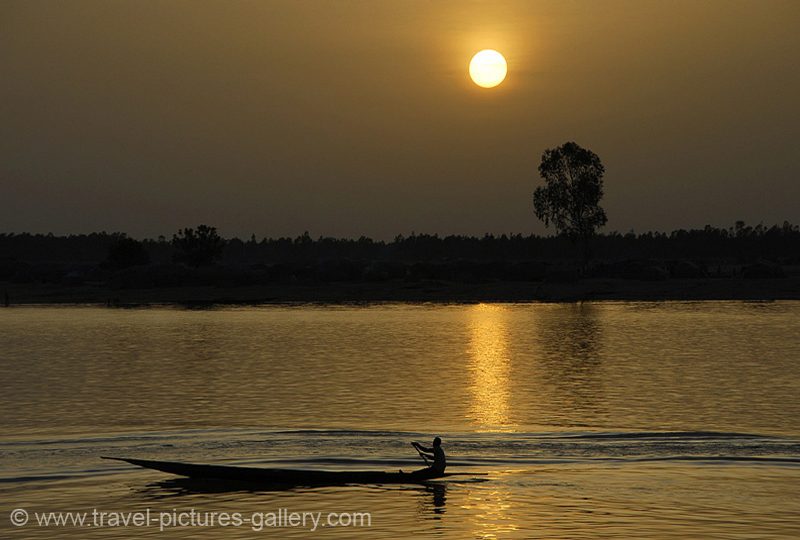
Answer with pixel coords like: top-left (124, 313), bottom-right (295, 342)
top-left (2, 1), bottom-right (799, 239)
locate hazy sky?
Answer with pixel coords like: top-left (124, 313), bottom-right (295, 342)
top-left (2, 1), bottom-right (799, 239)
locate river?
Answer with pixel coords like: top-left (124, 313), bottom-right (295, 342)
top-left (1, 302), bottom-right (798, 538)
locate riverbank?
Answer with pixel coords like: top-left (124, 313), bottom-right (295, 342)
top-left (3, 276), bottom-right (800, 305)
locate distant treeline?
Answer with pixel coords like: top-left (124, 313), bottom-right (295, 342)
top-left (1, 221), bottom-right (798, 265)
top-left (0, 221), bottom-right (798, 288)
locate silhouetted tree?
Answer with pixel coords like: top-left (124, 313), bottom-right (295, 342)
top-left (533, 141), bottom-right (607, 265)
top-left (172, 225), bottom-right (225, 267)
top-left (106, 236), bottom-right (150, 268)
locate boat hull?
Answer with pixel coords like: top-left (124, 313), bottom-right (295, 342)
top-left (104, 457), bottom-right (447, 486)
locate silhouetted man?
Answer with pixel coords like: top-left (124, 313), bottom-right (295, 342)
top-left (412, 437), bottom-right (446, 475)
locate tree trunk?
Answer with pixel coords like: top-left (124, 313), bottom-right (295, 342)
top-left (581, 233), bottom-right (592, 274)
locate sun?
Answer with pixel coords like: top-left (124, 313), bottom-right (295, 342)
top-left (469, 50), bottom-right (507, 89)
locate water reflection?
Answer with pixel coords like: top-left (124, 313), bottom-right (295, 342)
top-left (137, 478), bottom-right (291, 500)
top-left (463, 484), bottom-right (518, 539)
top-left (416, 483), bottom-right (447, 519)
top-left (530, 303), bottom-right (607, 424)
top-left (467, 304), bottom-right (514, 430)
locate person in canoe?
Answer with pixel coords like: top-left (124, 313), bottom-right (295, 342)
top-left (410, 437), bottom-right (446, 476)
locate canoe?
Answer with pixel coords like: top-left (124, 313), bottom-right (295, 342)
top-left (103, 457), bottom-right (449, 486)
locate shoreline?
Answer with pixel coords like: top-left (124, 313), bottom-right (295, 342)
top-left (3, 277), bottom-right (800, 306)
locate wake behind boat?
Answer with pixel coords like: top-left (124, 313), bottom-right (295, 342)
top-left (102, 457), bottom-right (464, 487)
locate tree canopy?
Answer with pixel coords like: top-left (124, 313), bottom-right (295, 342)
top-left (172, 225), bottom-right (225, 267)
top-left (533, 141), bottom-right (608, 262)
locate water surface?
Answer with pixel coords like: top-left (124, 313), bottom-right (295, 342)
top-left (1, 302), bottom-right (799, 538)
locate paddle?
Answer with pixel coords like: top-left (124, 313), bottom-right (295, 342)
top-left (411, 442), bottom-right (430, 466)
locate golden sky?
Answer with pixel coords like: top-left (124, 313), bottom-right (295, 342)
top-left (2, 1), bottom-right (799, 238)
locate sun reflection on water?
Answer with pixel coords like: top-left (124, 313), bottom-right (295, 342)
top-left (461, 483), bottom-right (519, 539)
top-left (467, 304), bottom-right (515, 430)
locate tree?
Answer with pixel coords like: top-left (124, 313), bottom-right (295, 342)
top-left (533, 141), bottom-right (607, 265)
top-left (172, 225), bottom-right (225, 267)
top-left (106, 236), bottom-right (150, 269)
